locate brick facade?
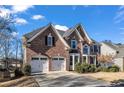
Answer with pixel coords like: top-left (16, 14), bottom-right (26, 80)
top-left (24, 26), bottom-right (70, 71)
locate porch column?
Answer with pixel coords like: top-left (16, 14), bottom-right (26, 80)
top-left (94, 56), bottom-right (96, 65)
top-left (78, 56), bottom-right (80, 63)
top-left (72, 55), bottom-right (75, 70)
top-left (86, 56), bottom-right (88, 64)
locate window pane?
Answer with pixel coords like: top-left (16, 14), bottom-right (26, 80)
top-left (40, 58), bottom-right (47, 60)
top-left (94, 45), bottom-right (98, 52)
top-left (83, 46), bottom-right (88, 54)
top-left (48, 36), bottom-right (52, 46)
top-left (52, 58), bottom-right (58, 60)
top-left (32, 58), bottom-right (39, 60)
top-left (70, 56), bottom-right (73, 65)
top-left (71, 40), bottom-right (77, 48)
top-left (59, 58), bottom-right (64, 60)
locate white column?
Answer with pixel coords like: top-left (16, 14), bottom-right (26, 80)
top-left (86, 56), bottom-right (88, 64)
top-left (94, 56), bottom-right (96, 65)
top-left (78, 55), bottom-right (80, 63)
top-left (72, 55), bottom-right (75, 70)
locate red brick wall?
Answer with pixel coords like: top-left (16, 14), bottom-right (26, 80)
top-left (65, 30), bottom-right (83, 63)
top-left (24, 26), bottom-right (70, 71)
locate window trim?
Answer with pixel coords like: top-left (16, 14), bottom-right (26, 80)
top-left (71, 39), bottom-right (77, 49)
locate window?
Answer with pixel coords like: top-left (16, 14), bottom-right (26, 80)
top-left (70, 56), bottom-right (73, 65)
top-left (40, 58), bottom-right (47, 60)
top-left (59, 58), bottom-right (64, 60)
top-left (83, 44), bottom-right (89, 54)
top-left (45, 33), bottom-right (55, 46)
top-left (32, 57), bottom-right (39, 60)
top-left (48, 35), bottom-right (52, 46)
top-left (94, 45), bottom-right (98, 52)
top-left (52, 58), bottom-right (58, 60)
top-left (71, 40), bottom-right (77, 49)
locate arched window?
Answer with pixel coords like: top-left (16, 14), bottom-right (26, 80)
top-left (83, 44), bottom-right (89, 54)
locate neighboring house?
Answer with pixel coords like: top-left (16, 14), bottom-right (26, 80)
top-left (101, 41), bottom-right (124, 71)
top-left (0, 58), bottom-right (22, 68)
top-left (22, 23), bottom-right (100, 73)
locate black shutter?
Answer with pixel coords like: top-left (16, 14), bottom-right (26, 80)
top-left (45, 36), bottom-right (47, 45)
top-left (52, 37), bottom-right (55, 46)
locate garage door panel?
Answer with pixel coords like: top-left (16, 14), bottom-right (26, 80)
top-left (51, 57), bottom-right (65, 71)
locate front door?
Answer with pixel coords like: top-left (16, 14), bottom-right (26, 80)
top-left (70, 54), bottom-right (80, 70)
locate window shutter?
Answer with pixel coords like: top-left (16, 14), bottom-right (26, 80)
top-left (45, 36), bottom-right (47, 45)
top-left (52, 37), bottom-right (55, 46)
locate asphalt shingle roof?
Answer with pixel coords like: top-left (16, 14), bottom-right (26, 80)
top-left (103, 41), bottom-right (124, 58)
top-left (23, 26), bottom-right (66, 39)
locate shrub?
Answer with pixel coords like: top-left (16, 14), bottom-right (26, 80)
top-left (95, 65), bottom-right (120, 72)
top-left (23, 64), bottom-right (31, 76)
top-left (75, 63), bottom-right (96, 73)
top-left (14, 68), bottom-right (24, 77)
top-left (108, 65), bottom-right (120, 72)
top-left (75, 63), bottom-right (82, 73)
top-left (89, 64), bottom-right (96, 72)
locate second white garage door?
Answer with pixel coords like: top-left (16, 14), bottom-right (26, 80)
top-left (51, 57), bottom-right (65, 71)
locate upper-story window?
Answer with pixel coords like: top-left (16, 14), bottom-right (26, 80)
top-left (83, 44), bottom-right (89, 54)
top-left (45, 33), bottom-right (55, 46)
top-left (90, 44), bottom-right (100, 54)
top-left (94, 45), bottom-right (98, 52)
top-left (71, 39), bottom-right (77, 49)
top-left (48, 34), bottom-right (52, 46)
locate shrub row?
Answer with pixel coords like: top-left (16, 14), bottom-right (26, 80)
top-left (97, 65), bottom-right (120, 72)
top-left (75, 63), bottom-right (120, 73)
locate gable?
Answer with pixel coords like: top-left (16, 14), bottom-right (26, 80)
top-left (64, 29), bottom-right (82, 46)
top-left (25, 24), bottom-right (70, 48)
top-left (76, 24), bottom-right (92, 44)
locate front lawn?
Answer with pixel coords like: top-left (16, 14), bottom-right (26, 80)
top-left (81, 72), bottom-right (124, 82)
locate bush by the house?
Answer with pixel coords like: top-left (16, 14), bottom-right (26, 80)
top-left (95, 65), bottom-right (120, 72)
top-left (75, 63), bottom-right (96, 73)
top-left (95, 66), bottom-right (109, 72)
top-left (23, 64), bottom-right (31, 76)
top-left (75, 63), bottom-right (82, 73)
top-left (108, 65), bottom-right (120, 72)
top-left (14, 68), bottom-right (24, 77)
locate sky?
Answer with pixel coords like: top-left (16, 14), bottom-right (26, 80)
top-left (0, 5), bottom-right (124, 43)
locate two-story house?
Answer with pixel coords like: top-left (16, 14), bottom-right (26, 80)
top-left (101, 41), bottom-right (124, 71)
top-left (22, 23), bottom-right (100, 73)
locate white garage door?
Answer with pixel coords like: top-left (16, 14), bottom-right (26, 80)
top-left (31, 56), bottom-right (48, 73)
top-left (51, 57), bottom-right (65, 71)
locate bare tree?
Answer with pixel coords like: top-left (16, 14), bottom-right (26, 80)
top-left (0, 14), bottom-right (17, 68)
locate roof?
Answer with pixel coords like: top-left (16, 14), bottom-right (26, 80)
top-left (24, 26), bottom-right (66, 39)
top-left (24, 26), bottom-right (45, 39)
top-left (102, 41), bottom-right (124, 58)
top-left (23, 23), bottom-right (97, 48)
top-left (102, 41), bottom-right (118, 50)
top-left (91, 39), bottom-right (100, 45)
top-left (56, 29), bottom-right (66, 36)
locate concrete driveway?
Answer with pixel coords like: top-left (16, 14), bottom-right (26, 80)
top-left (33, 71), bottom-right (110, 87)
